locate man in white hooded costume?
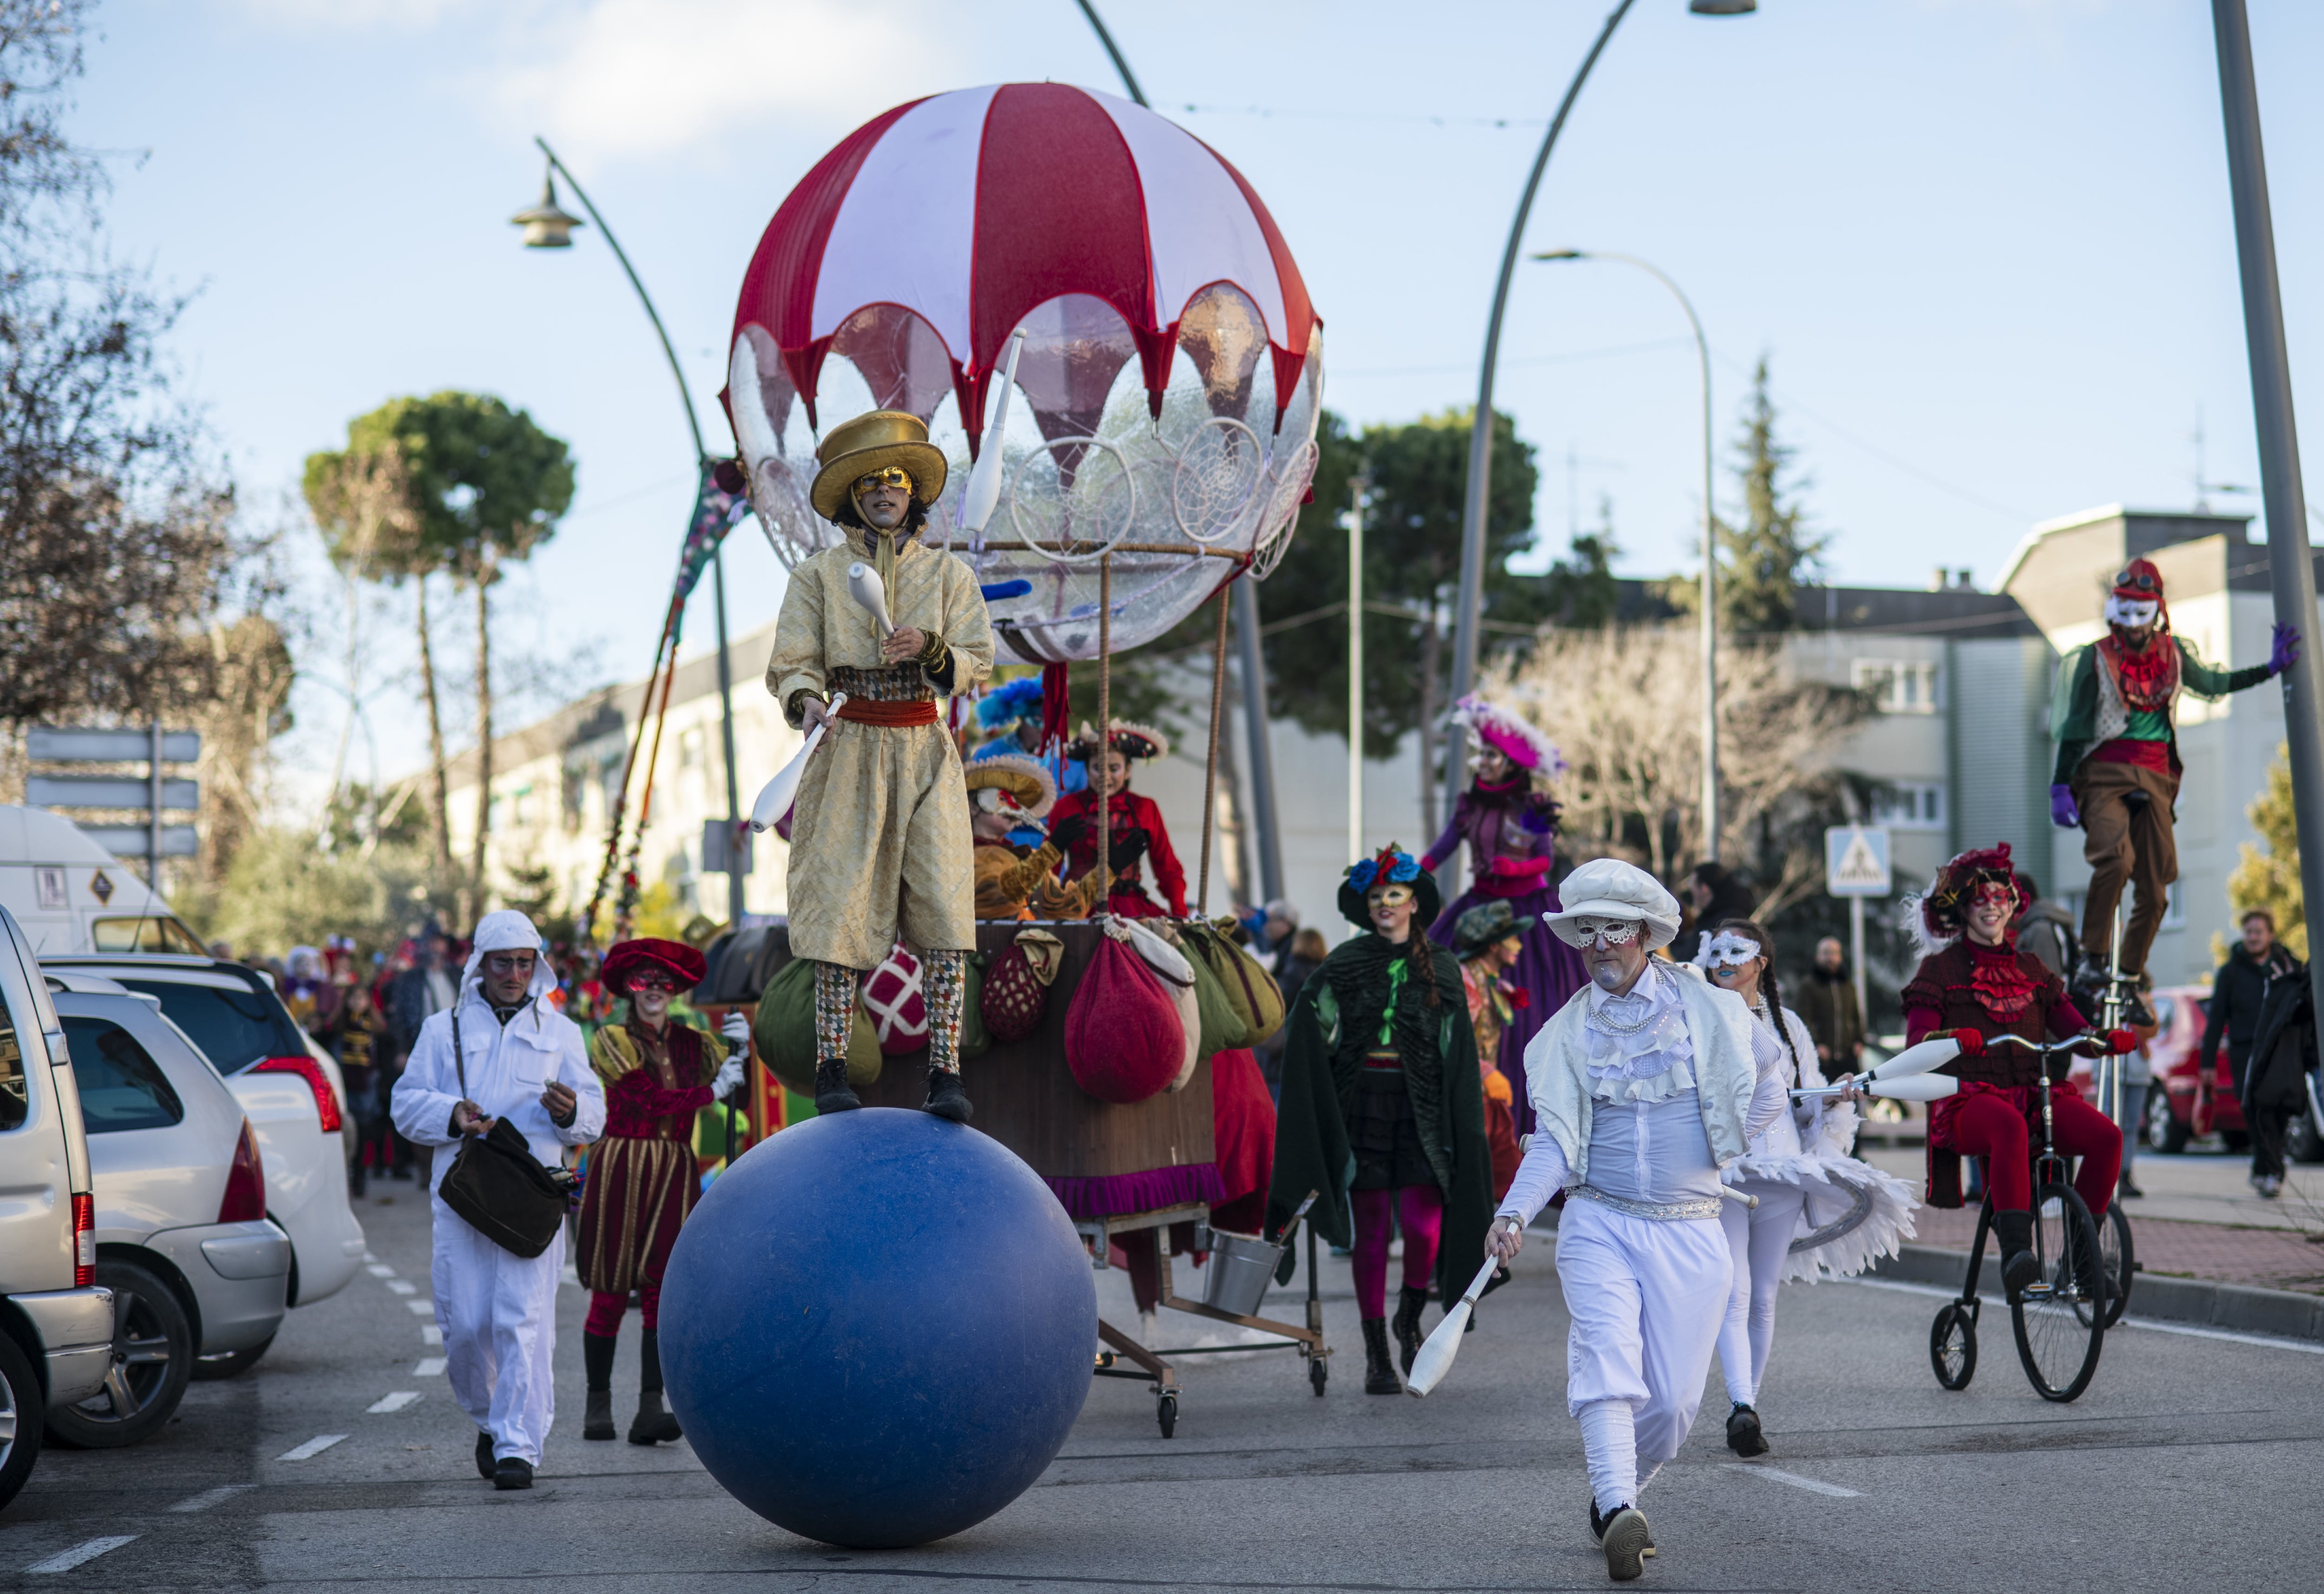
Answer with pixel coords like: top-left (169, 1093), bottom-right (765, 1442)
top-left (390, 909), bottom-right (605, 1489)
top-left (1487, 859), bottom-right (1789, 1582)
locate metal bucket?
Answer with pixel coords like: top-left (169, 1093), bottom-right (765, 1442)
top-left (1199, 1226), bottom-right (1283, 1318)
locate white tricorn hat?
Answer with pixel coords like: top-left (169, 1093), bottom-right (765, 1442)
top-left (1543, 858), bottom-right (1683, 952)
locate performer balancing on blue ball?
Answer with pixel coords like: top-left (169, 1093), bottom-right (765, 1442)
top-left (765, 409), bottom-right (994, 1121)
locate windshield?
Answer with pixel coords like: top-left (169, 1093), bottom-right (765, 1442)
top-left (92, 917), bottom-right (209, 955)
top-left (113, 978), bottom-right (301, 1075)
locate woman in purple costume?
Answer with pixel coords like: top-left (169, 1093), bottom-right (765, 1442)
top-left (1421, 694), bottom-right (1586, 1133)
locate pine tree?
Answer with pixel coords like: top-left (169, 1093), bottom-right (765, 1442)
top-left (1670, 356), bottom-right (1827, 636)
top-left (2228, 742), bottom-right (2305, 960)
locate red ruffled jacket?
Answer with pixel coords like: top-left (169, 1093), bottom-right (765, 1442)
top-left (1047, 789), bottom-right (1186, 917)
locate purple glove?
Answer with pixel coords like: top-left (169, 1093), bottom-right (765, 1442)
top-left (2270, 623), bottom-right (2302, 677)
top-left (2050, 784), bottom-right (2080, 828)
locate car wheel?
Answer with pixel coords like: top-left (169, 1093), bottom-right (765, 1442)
top-left (0, 1331), bottom-right (45, 1511)
top-left (2145, 1091), bottom-right (2189, 1155)
top-left (45, 1260), bottom-right (192, 1450)
top-left (192, 1334), bottom-right (275, 1382)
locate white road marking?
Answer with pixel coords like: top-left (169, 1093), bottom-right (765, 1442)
top-left (27, 1536), bottom-right (139, 1573)
top-left (168, 1485), bottom-right (250, 1513)
top-left (363, 1251), bottom-right (377, 1262)
top-left (405, 1299), bottom-right (434, 1315)
top-left (414, 1357), bottom-right (446, 1377)
top-left (366, 1264), bottom-right (396, 1278)
top-left (366, 1391), bottom-right (421, 1414)
top-left (1724, 1462), bottom-right (1861, 1498)
top-left (1842, 1276), bottom-right (2324, 1355)
top-left (278, 1434), bottom-right (348, 1462)
top-left (420, 1325), bottom-right (442, 1346)
top-left (383, 1278), bottom-right (416, 1295)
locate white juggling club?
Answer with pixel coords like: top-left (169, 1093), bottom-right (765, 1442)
top-left (749, 692), bottom-right (848, 833)
top-left (1792, 1073), bottom-right (1959, 1104)
top-left (1863, 1035), bottom-right (1961, 1084)
top-left (846, 560), bottom-right (895, 639)
top-left (957, 328), bottom-right (1026, 538)
top-left (1406, 1245), bottom-right (1506, 1397)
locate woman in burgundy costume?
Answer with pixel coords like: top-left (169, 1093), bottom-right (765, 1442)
top-left (577, 937), bottom-right (746, 1444)
top-left (1421, 695), bottom-right (1587, 1132)
top-left (1048, 719), bottom-right (1186, 919)
top-left (1899, 844), bottom-right (2128, 1296)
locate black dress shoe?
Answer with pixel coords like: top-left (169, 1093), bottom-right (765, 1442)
top-left (493, 1456), bottom-right (533, 1490)
top-left (922, 1068), bottom-right (972, 1124)
top-left (1726, 1402), bottom-right (1769, 1457)
top-left (813, 1056), bottom-right (861, 1115)
top-left (475, 1430), bottom-right (495, 1480)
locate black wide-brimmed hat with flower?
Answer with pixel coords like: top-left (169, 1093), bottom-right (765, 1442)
top-left (1337, 843), bottom-right (1440, 929)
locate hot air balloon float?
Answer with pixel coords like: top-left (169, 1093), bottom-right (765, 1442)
top-left (656, 86), bottom-right (1329, 1541)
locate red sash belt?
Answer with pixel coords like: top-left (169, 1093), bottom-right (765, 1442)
top-left (835, 698), bottom-right (939, 728)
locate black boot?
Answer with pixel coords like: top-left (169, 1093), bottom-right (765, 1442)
top-left (582, 1331), bottom-right (617, 1440)
top-left (1726, 1401), bottom-right (1768, 1457)
top-left (1360, 1317), bottom-right (1400, 1394)
top-left (1993, 1209), bottom-right (2040, 1298)
top-left (628, 1328), bottom-right (682, 1444)
top-left (1391, 1284), bottom-right (1429, 1374)
top-left (474, 1429), bottom-right (495, 1480)
top-left (813, 1054), bottom-right (861, 1116)
top-left (922, 1067), bottom-right (972, 1124)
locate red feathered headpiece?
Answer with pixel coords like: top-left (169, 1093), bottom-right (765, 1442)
top-left (600, 937), bottom-right (706, 995)
top-left (1914, 843), bottom-right (2030, 950)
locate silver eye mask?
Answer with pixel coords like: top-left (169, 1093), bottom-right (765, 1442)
top-left (1697, 930), bottom-right (1763, 972)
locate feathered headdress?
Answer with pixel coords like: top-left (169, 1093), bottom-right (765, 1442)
top-left (1450, 693), bottom-right (1566, 777)
top-left (1901, 842), bottom-right (2030, 958)
top-left (975, 677), bottom-right (1047, 731)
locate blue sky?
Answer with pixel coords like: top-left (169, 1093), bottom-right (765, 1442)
top-left (68, 0), bottom-right (2324, 802)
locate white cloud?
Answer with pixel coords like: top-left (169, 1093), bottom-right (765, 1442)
top-left (487, 0), bottom-right (969, 164)
top-left (233, 0), bottom-right (478, 28)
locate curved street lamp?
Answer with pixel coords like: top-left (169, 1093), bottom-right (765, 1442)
top-left (1442, 0), bottom-right (1756, 837)
top-left (513, 139), bottom-right (746, 925)
top-left (1533, 249), bottom-right (1719, 860)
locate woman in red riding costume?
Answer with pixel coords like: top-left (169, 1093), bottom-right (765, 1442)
top-left (1897, 844), bottom-right (2130, 1297)
top-left (1047, 719), bottom-right (1186, 919)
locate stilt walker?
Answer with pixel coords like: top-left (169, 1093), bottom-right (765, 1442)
top-left (1690, 919), bottom-right (1917, 1459)
top-left (1490, 860), bottom-right (1790, 1582)
top-left (765, 410), bottom-right (994, 1121)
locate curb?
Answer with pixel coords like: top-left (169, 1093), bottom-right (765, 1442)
top-left (1868, 1243), bottom-right (2324, 1344)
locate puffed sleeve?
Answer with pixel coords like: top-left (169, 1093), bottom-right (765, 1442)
top-left (940, 553), bottom-right (994, 697)
top-left (553, 1021), bottom-right (606, 1146)
top-left (766, 557), bottom-right (829, 723)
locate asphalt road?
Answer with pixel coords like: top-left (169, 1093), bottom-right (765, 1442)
top-left (8, 1178), bottom-right (2323, 1593)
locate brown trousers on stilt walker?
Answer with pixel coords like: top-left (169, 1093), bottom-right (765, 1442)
top-left (2072, 759), bottom-right (2179, 978)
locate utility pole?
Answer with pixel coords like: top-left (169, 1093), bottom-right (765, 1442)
top-left (2212, 0), bottom-right (2324, 1046)
top-left (1345, 474), bottom-right (1369, 866)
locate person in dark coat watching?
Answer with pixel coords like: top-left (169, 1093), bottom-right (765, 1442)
top-left (2200, 909), bottom-right (2302, 1197)
top-left (1671, 862), bottom-right (1755, 964)
top-left (1795, 937), bottom-right (1865, 1073)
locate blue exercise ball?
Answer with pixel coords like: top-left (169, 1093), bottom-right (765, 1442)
top-left (659, 1107), bottom-right (1096, 1548)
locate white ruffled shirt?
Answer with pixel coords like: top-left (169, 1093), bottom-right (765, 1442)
top-left (1498, 960), bottom-right (1788, 1225)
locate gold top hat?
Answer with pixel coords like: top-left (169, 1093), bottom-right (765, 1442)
top-left (963, 753), bottom-right (1057, 818)
top-left (810, 410), bottom-right (950, 521)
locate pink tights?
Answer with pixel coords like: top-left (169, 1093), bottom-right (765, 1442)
top-left (584, 1278), bottom-right (659, 1338)
top-left (1351, 1186), bottom-right (1442, 1319)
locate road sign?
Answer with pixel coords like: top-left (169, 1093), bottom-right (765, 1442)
top-left (26, 776), bottom-right (201, 811)
top-left (27, 727), bottom-right (200, 763)
top-left (1825, 825), bottom-right (1892, 896)
top-left (79, 826), bottom-right (199, 859)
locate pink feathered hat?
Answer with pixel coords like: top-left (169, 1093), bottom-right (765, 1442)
top-left (1450, 694), bottom-right (1565, 776)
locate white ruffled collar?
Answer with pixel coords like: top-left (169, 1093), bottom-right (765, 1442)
top-left (1582, 961), bottom-right (1696, 1104)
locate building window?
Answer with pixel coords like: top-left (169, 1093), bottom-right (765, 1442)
top-left (1852, 658), bottom-right (1943, 714)
top-left (1871, 781), bottom-right (1948, 830)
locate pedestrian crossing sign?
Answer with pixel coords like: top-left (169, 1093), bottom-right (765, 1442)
top-left (1825, 826), bottom-right (1891, 897)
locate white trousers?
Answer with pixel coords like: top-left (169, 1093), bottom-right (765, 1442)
top-left (1556, 1199), bottom-right (1732, 1514)
top-left (430, 1195), bottom-right (563, 1466)
top-left (1717, 1183), bottom-right (1807, 1407)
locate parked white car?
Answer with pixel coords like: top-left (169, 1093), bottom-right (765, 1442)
top-left (0, 904), bottom-right (113, 1511)
top-left (44, 958), bottom-right (363, 1319)
top-left (44, 982), bottom-right (290, 1444)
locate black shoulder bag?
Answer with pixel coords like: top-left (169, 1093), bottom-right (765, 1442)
top-left (436, 1011), bottom-right (575, 1258)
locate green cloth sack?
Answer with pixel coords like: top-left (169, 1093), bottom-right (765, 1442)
top-left (753, 956), bottom-right (881, 1096)
top-left (1182, 921), bottom-right (1285, 1047)
top-left (1181, 936), bottom-right (1243, 1060)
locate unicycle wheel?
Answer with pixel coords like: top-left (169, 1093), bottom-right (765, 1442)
top-left (1930, 1301), bottom-right (1977, 1390)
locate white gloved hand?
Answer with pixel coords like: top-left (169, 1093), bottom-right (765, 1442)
top-left (711, 1056), bottom-right (746, 1103)
top-left (720, 1011), bottom-right (750, 1052)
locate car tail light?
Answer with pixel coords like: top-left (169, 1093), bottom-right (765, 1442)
top-left (219, 1120), bottom-right (267, 1224)
top-left (72, 1192), bottom-right (94, 1288)
top-left (252, 1054), bottom-right (343, 1133)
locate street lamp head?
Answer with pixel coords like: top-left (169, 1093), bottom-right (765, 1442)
top-left (1689, 0), bottom-right (1757, 13)
top-left (511, 172), bottom-right (583, 249)
top-left (1532, 249), bottom-right (1585, 262)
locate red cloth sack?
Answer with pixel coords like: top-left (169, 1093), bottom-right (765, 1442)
top-left (1065, 933), bottom-right (1183, 1104)
top-left (862, 945), bottom-right (929, 1056)
top-left (980, 930), bottom-right (1061, 1045)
